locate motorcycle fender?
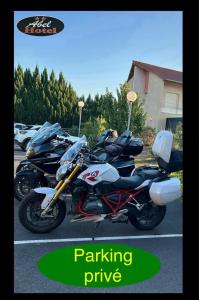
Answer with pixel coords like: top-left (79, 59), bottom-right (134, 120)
top-left (34, 187), bottom-right (56, 209)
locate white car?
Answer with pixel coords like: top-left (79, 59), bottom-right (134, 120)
top-left (15, 125), bottom-right (42, 150)
top-left (14, 123), bottom-right (26, 136)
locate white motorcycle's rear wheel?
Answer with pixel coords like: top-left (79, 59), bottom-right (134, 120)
top-left (128, 203), bottom-right (166, 230)
top-left (18, 191), bottom-right (66, 233)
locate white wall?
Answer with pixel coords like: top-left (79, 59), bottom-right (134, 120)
top-left (129, 66), bottom-right (146, 95)
top-left (128, 66), bottom-right (148, 117)
top-left (144, 72), bottom-right (165, 129)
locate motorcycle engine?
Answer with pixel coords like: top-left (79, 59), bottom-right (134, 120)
top-left (71, 181), bottom-right (111, 214)
top-left (82, 194), bottom-right (111, 214)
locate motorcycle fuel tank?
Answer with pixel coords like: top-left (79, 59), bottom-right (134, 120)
top-left (78, 163), bottom-right (120, 186)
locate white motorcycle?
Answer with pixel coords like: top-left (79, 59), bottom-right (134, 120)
top-left (18, 130), bottom-right (182, 233)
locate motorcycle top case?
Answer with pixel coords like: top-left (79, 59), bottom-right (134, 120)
top-left (105, 138), bottom-right (143, 157)
top-left (152, 130), bottom-right (183, 172)
top-left (149, 177), bottom-right (182, 205)
top-left (152, 130), bottom-right (173, 163)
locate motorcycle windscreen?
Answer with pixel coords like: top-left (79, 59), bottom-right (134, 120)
top-left (29, 123), bottom-right (62, 147)
top-left (31, 121), bottom-right (52, 139)
top-left (59, 135), bottom-right (87, 165)
top-left (26, 122), bottom-right (53, 149)
top-left (27, 143), bottom-right (56, 157)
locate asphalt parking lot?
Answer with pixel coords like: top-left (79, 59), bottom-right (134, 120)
top-left (14, 144), bottom-right (183, 293)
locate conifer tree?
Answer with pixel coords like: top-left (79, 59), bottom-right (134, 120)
top-left (14, 66), bottom-right (146, 136)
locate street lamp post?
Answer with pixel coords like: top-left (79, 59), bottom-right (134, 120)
top-left (126, 91), bottom-right (137, 131)
top-left (78, 101), bottom-right (84, 137)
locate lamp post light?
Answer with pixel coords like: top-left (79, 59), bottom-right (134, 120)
top-left (126, 91), bottom-right (137, 131)
top-left (78, 101), bottom-right (84, 137)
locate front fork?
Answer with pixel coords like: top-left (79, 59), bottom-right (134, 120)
top-left (41, 164), bottom-right (81, 216)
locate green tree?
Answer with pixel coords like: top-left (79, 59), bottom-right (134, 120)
top-left (81, 115), bottom-right (107, 136)
top-left (174, 122), bottom-right (183, 150)
top-left (14, 65), bottom-right (79, 127)
top-left (14, 66), bottom-right (146, 137)
top-left (130, 93), bottom-right (147, 136)
top-left (106, 82), bottom-right (146, 135)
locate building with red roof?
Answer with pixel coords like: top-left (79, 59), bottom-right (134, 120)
top-left (127, 61), bottom-right (182, 131)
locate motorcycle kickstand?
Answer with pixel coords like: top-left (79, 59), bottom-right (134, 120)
top-left (92, 222), bottom-right (101, 240)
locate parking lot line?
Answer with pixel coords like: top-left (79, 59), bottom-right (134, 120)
top-left (14, 234), bottom-right (182, 245)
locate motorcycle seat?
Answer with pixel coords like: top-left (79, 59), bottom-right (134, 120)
top-left (112, 175), bottom-right (143, 189)
top-left (112, 169), bottom-right (161, 189)
top-left (133, 167), bottom-right (161, 180)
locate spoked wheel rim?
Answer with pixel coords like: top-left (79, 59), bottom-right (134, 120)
top-left (26, 199), bottom-right (60, 227)
top-left (17, 177), bottom-right (31, 197)
top-left (16, 177), bottom-right (43, 197)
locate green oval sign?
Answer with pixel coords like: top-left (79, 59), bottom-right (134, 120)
top-left (38, 243), bottom-right (161, 288)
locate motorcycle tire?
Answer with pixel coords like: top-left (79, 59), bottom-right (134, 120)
top-left (16, 164), bottom-right (30, 173)
top-left (14, 174), bottom-right (47, 201)
top-left (128, 203), bottom-right (166, 230)
top-left (19, 191), bottom-right (66, 233)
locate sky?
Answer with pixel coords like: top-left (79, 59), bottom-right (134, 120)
top-left (14, 11), bottom-right (182, 98)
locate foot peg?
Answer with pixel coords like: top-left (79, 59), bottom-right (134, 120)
top-left (111, 209), bottom-right (128, 222)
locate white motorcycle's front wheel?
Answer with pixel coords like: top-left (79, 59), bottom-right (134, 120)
top-left (18, 191), bottom-right (66, 233)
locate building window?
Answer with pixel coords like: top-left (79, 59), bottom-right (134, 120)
top-left (162, 92), bottom-right (182, 114)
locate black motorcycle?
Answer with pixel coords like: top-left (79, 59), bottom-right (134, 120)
top-left (14, 123), bottom-right (70, 201)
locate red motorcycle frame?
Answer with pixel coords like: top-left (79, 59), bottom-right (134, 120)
top-left (76, 188), bottom-right (146, 217)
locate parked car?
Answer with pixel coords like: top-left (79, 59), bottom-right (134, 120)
top-left (15, 125), bottom-right (42, 151)
top-left (14, 123), bottom-right (26, 136)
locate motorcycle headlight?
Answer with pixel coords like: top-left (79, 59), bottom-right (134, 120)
top-left (26, 147), bottom-right (35, 158)
top-left (56, 164), bottom-right (69, 181)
